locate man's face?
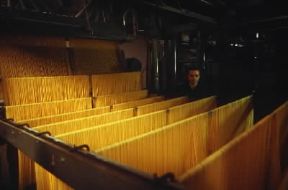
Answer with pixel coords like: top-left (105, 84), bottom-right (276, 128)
top-left (187, 70), bottom-right (200, 88)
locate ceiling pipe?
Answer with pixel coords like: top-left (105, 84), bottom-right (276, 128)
top-left (200, 0), bottom-right (226, 7)
top-left (236, 16), bottom-right (288, 32)
top-left (143, 1), bottom-right (217, 24)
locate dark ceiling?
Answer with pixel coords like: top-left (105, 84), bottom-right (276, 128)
top-left (0, 0), bottom-right (287, 39)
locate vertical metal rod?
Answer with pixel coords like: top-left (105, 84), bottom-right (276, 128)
top-left (172, 39), bottom-right (177, 82)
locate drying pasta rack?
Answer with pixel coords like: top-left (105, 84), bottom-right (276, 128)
top-left (0, 118), bottom-right (184, 190)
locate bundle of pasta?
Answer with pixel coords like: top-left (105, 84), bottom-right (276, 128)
top-left (97, 113), bottom-right (209, 177)
top-left (207, 96), bottom-right (253, 153)
top-left (18, 151), bottom-right (36, 190)
top-left (96, 96), bottom-right (253, 178)
top-left (94, 90), bottom-right (148, 107)
top-left (5, 97), bottom-right (92, 121)
top-left (70, 39), bottom-right (118, 75)
top-left (112, 96), bottom-right (165, 111)
top-left (180, 101), bottom-right (288, 190)
top-left (92, 72), bottom-right (141, 96)
top-left (167, 96), bottom-right (217, 124)
top-left (19, 106), bottom-right (110, 128)
top-left (34, 108), bottom-right (134, 136)
top-left (136, 96), bottom-right (189, 115)
top-left (9, 97), bottom-right (91, 190)
top-left (57, 110), bottom-right (167, 150)
top-left (0, 44), bottom-right (69, 78)
top-left (35, 163), bottom-right (72, 190)
top-left (35, 111), bottom-right (167, 190)
top-left (2, 75), bottom-right (90, 105)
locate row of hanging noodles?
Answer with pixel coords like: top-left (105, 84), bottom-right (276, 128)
top-left (30, 108), bottom-right (134, 190)
top-left (2, 72), bottom-right (212, 189)
top-left (34, 96), bottom-right (219, 190)
top-left (18, 105), bottom-right (116, 189)
top-left (94, 90), bottom-right (148, 107)
top-left (56, 96), bottom-right (219, 150)
top-left (17, 107), bottom-right (136, 190)
top-left (95, 96), bottom-right (253, 178)
top-left (34, 110), bottom-right (168, 190)
top-left (274, 102), bottom-right (288, 172)
top-left (35, 163), bottom-right (72, 190)
top-left (0, 41), bottom-right (70, 78)
top-left (136, 96), bottom-right (190, 115)
top-left (14, 95), bottom-right (214, 189)
top-left (15, 106), bottom-right (110, 190)
top-left (3, 72), bottom-right (141, 190)
top-left (2, 71), bottom-right (142, 106)
top-left (17, 107), bottom-right (134, 190)
top-left (17, 95), bottom-right (166, 128)
top-left (167, 96), bottom-right (217, 124)
top-left (18, 106), bottom-right (111, 127)
top-left (2, 75), bottom-right (90, 105)
top-left (270, 101), bottom-right (288, 190)
top-left (0, 44), bottom-right (69, 78)
top-left (10, 97), bottom-right (92, 190)
top-left (0, 43), bottom-right (141, 189)
top-left (34, 108), bottom-right (135, 136)
top-left (5, 97), bottom-right (92, 121)
top-left (111, 96), bottom-right (165, 111)
top-left (180, 100), bottom-right (288, 190)
top-left (91, 72), bottom-right (142, 96)
top-left (17, 95), bottom-right (165, 190)
top-left (56, 110), bottom-right (168, 150)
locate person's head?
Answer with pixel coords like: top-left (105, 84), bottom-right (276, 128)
top-left (186, 66), bottom-right (201, 89)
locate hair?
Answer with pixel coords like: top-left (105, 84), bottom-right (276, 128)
top-left (186, 65), bottom-right (201, 75)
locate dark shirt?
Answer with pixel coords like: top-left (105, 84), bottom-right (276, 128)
top-left (183, 82), bottom-right (207, 101)
top-left (166, 80), bottom-right (212, 100)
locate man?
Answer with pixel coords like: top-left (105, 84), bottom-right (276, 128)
top-left (187, 66), bottom-right (200, 90)
top-left (184, 66), bottom-right (209, 100)
top-left (165, 65), bottom-right (212, 100)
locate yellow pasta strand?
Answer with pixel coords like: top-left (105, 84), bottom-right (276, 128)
top-left (70, 39), bottom-right (119, 75)
top-left (94, 90), bottom-right (148, 107)
top-left (37, 96), bottom-right (219, 190)
top-left (180, 101), bottom-right (287, 190)
top-left (96, 96), bottom-right (253, 178)
top-left (35, 163), bottom-right (71, 190)
top-left (34, 163), bottom-right (51, 190)
top-left (97, 113), bottom-right (209, 177)
top-left (57, 110), bottom-right (167, 150)
top-left (0, 40), bottom-right (69, 78)
top-left (5, 97), bottom-right (92, 121)
top-left (167, 96), bottom-right (217, 124)
top-left (180, 101), bottom-right (286, 190)
top-left (17, 105), bottom-right (109, 190)
top-left (136, 96), bottom-right (189, 115)
top-left (268, 101), bottom-right (288, 189)
top-left (18, 151), bottom-right (36, 190)
top-left (92, 72), bottom-right (142, 96)
top-left (39, 111), bottom-right (167, 190)
top-left (181, 116), bottom-right (271, 190)
top-left (18, 106), bottom-right (110, 127)
top-left (112, 96), bottom-right (165, 111)
top-left (207, 96), bottom-right (254, 153)
top-left (10, 98), bottom-right (91, 190)
top-left (34, 108), bottom-right (134, 136)
top-left (0, 81), bottom-right (3, 100)
top-left (2, 75), bottom-right (90, 105)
